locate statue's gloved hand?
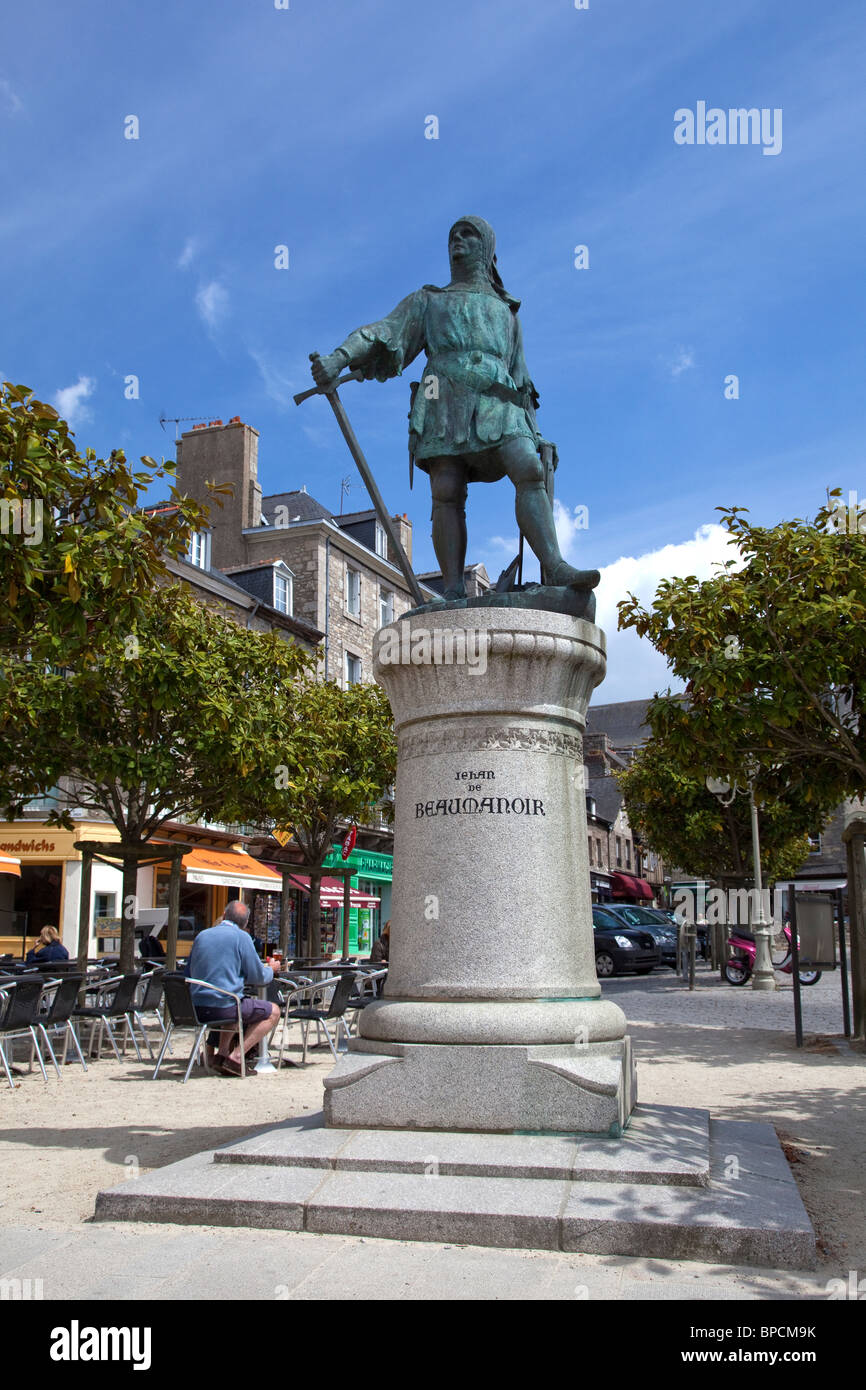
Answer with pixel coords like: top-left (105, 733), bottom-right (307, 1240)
top-left (310, 351), bottom-right (346, 389)
top-left (537, 437), bottom-right (559, 470)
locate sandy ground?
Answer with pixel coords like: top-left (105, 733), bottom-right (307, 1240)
top-left (0, 966), bottom-right (863, 1290)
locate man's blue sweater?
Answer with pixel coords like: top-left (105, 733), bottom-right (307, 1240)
top-left (188, 921), bottom-right (273, 1010)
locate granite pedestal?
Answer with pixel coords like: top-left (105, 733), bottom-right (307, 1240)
top-left (326, 607), bottom-right (633, 1134)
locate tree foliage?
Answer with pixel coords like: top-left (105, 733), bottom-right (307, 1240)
top-left (617, 737), bottom-right (816, 887)
top-left (0, 380), bottom-right (218, 668)
top-left (0, 585), bottom-right (315, 968)
top-left (618, 492), bottom-right (865, 1031)
top-left (617, 494), bottom-right (866, 803)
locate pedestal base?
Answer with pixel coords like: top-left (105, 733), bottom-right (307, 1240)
top-left (94, 1105), bottom-right (817, 1270)
top-left (323, 1037), bottom-right (636, 1136)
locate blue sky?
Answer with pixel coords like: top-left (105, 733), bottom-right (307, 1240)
top-left (2, 0), bottom-right (863, 698)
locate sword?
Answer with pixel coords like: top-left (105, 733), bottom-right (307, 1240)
top-left (294, 355), bottom-right (426, 608)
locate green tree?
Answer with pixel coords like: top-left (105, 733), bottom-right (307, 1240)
top-left (246, 679), bottom-right (397, 959)
top-left (618, 493), bottom-right (866, 1031)
top-left (617, 737), bottom-right (815, 888)
top-left (0, 585), bottom-right (315, 970)
top-left (0, 381), bottom-right (218, 668)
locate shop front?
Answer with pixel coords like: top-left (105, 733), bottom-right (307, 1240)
top-left (146, 845), bottom-right (283, 957)
top-left (590, 870), bottom-right (613, 903)
top-left (321, 845), bottom-right (393, 953)
top-left (609, 871), bottom-right (655, 906)
top-left (286, 874), bottom-right (380, 957)
top-left (0, 824), bottom-right (123, 958)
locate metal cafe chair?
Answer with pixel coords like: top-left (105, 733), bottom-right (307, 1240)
top-left (36, 974), bottom-right (88, 1074)
top-left (133, 968), bottom-right (168, 1051)
top-left (71, 972), bottom-right (151, 1063)
top-left (344, 968), bottom-right (388, 1035)
top-left (0, 978), bottom-right (50, 1088)
top-left (283, 973), bottom-right (356, 1064)
top-left (152, 973), bottom-right (247, 1083)
top-left (273, 975), bottom-right (317, 1068)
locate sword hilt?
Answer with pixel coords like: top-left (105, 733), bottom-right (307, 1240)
top-left (293, 353), bottom-right (364, 406)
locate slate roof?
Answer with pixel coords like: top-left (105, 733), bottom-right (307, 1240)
top-left (586, 774), bottom-right (624, 825)
top-left (261, 490), bottom-right (334, 523)
top-left (586, 699), bottom-right (652, 750)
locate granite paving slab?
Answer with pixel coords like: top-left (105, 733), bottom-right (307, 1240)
top-left (213, 1103), bottom-right (709, 1186)
top-left (305, 1170), bottom-right (569, 1251)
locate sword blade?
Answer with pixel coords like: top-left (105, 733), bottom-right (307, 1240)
top-left (322, 388), bottom-right (425, 608)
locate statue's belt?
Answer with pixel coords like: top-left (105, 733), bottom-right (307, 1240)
top-left (416, 357), bottom-right (533, 411)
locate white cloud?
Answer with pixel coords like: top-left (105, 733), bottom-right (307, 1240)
top-left (670, 347), bottom-right (695, 378)
top-left (52, 376), bottom-right (95, 429)
top-left (592, 523), bottom-right (741, 703)
top-left (195, 280), bottom-right (228, 330)
top-left (554, 499), bottom-right (591, 559)
top-left (177, 236), bottom-right (199, 270)
top-left (248, 346), bottom-right (293, 408)
top-left (0, 80), bottom-right (23, 115)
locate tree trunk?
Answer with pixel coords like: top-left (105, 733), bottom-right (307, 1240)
top-left (119, 849), bottom-right (139, 974)
top-left (76, 847), bottom-right (94, 987)
top-left (165, 851), bottom-right (182, 972)
top-left (279, 870), bottom-right (294, 959)
top-left (308, 870), bottom-right (323, 959)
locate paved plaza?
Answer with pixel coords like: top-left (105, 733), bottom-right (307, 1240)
top-left (1, 965), bottom-right (860, 1301)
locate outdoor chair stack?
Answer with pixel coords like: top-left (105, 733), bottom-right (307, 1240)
top-left (0, 978), bottom-right (51, 1087)
top-left (36, 974), bottom-right (88, 1073)
top-left (71, 971), bottom-right (153, 1063)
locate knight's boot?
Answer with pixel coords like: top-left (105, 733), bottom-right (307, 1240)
top-left (432, 499), bottom-right (467, 600)
top-left (515, 481), bottom-right (600, 589)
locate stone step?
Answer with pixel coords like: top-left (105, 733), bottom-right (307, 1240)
top-left (214, 1103), bottom-right (711, 1187)
top-left (94, 1109), bottom-right (815, 1269)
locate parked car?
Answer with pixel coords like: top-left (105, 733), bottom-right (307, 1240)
top-left (598, 904), bottom-right (679, 968)
top-left (591, 905), bottom-right (661, 978)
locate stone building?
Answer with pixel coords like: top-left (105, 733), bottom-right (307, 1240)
top-left (582, 731), bottom-right (657, 904)
top-left (174, 417), bottom-right (436, 687)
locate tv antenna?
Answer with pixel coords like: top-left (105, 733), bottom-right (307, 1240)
top-left (159, 413), bottom-right (209, 441)
top-left (339, 476), bottom-right (353, 514)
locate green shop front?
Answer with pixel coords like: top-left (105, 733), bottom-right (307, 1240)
top-left (321, 845), bottom-right (393, 956)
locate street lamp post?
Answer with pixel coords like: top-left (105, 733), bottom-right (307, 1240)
top-left (706, 770), bottom-right (777, 992)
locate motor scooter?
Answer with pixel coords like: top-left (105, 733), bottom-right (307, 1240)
top-left (724, 923), bottom-right (822, 987)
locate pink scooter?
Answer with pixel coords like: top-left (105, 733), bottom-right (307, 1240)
top-left (724, 923), bottom-right (822, 987)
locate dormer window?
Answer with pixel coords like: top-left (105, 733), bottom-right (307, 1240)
top-left (187, 531), bottom-right (211, 570)
top-left (273, 569), bottom-right (293, 615)
top-left (375, 523), bottom-right (388, 558)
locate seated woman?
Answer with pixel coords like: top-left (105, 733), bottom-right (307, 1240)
top-left (26, 925), bottom-right (70, 965)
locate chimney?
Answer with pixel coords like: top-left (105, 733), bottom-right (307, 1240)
top-left (176, 418), bottom-right (262, 570)
top-left (390, 512), bottom-right (413, 566)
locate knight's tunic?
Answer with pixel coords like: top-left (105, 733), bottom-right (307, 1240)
top-left (336, 285), bottom-right (539, 475)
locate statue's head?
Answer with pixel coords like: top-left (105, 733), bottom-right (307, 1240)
top-left (447, 215), bottom-right (519, 311)
top-left (448, 217), bottom-right (490, 277)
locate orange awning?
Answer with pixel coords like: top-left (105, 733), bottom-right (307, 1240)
top-left (0, 855), bottom-right (21, 878)
top-left (180, 847), bottom-right (282, 892)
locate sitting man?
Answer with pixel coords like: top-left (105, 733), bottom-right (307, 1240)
top-left (187, 901), bottom-right (280, 1077)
